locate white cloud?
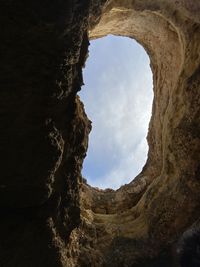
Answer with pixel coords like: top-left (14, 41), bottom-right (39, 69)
top-left (92, 138), bottom-right (148, 189)
top-left (79, 35), bottom-right (153, 189)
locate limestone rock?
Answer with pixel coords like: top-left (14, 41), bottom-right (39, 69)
top-left (0, 0), bottom-right (200, 266)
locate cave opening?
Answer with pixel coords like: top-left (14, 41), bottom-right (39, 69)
top-left (79, 35), bottom-right (153, 190)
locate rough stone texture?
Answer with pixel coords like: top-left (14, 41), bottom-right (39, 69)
top-left (1, 1), bottom-right (92, 266)
top-left (0, 0), bottom-right (200, 266)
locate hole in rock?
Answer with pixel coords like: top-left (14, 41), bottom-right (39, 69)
top-left (79, 35), bottom-right (153, 190)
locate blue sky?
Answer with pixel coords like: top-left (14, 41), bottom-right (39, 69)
top-left (78, 35), bottom-right (153, 189)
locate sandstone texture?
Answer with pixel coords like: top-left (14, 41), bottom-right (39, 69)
top-left (0, 0), bottom-right (200, 266)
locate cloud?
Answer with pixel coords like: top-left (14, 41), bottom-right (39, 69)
top-left (78, 35), bottom-right (153, 189)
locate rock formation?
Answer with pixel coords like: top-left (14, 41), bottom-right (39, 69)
top-left (0, 0), bottom-right (200, 266)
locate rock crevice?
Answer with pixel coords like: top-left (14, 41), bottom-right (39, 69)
top-left (0, 0), bottom-right (200, 266)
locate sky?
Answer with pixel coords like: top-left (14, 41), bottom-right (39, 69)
top-left (78, 35), bottom-right (153, 190)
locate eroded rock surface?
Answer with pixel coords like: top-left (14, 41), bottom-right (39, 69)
top-left (0, 0), bottom-right (200, 266)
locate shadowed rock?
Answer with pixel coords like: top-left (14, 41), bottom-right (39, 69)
top-left (0, 0), bottom-right (200, 266)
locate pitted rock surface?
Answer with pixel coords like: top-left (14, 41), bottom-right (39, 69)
top-left (0, 0), bottom-right (200, 266)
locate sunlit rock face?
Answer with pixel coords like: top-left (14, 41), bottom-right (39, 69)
top-left (79, 1), bottom-right (200, 266)
top-left (1, 0), bottom-right (200, 267)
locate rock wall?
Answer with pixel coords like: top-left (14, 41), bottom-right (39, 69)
top-left (0, 0), bottom-right (200, 266)
top-left (0, 1), bottom-right (92, 266)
